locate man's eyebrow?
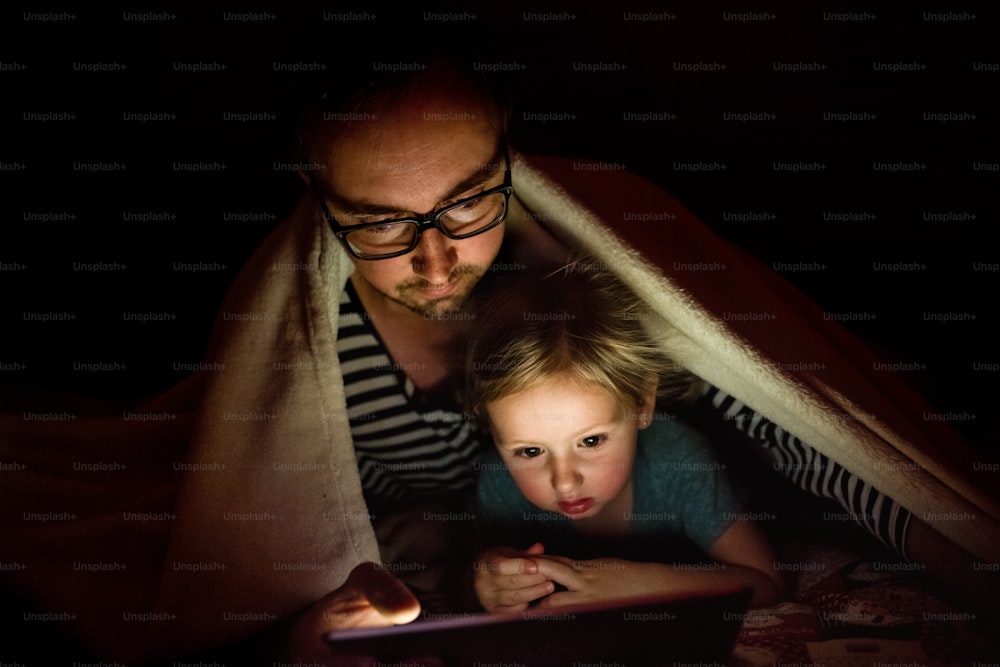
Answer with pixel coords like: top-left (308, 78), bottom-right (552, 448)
top-left (326, 149), bottom-right (504, 216)
top-left (440, 153), bottom-right (504, 201)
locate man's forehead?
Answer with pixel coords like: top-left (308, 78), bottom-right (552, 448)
top-left (350, 134), bottom-right (502, 177)
top-left (321, 121), bottom-right (504, 210)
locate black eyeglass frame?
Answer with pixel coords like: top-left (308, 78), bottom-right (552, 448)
top-left (311, 144), bottom-right (513, 261)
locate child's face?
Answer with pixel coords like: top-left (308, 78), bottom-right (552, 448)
top-left (485, 374), bottom-right (655, 521)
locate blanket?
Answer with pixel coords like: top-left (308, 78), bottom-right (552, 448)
top-left (1, 150), bottom-right (997, 663)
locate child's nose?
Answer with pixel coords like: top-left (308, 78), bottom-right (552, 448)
top-left (550, 458), bottom-right (582, 493)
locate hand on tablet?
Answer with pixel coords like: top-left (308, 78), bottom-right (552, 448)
top-left (531, 532), bottom-right (787, 609)
top-left (290, 561), bottom-right (421, 665)
top-left (531, 555), bottom-right (655, 607)
top-left (474, 542), bottom-right (556, 613)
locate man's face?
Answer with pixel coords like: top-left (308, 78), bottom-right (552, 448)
top-left (317, 85), bottom-right (506, 317)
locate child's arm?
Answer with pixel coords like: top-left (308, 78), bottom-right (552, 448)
top-left (532, 520), bottom-right (786, 609)
top-left (705, 519), bottom-right (786, 606)
top-left (473, 542), bottom-right (555, 613)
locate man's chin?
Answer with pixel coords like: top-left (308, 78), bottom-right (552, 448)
top-left (405, 295), bottom-right (469, 319)
top-left (396, 273), bottom-right (482, 318)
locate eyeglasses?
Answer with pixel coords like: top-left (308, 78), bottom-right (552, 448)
top-left (311, 146), bottom-right (512, 261)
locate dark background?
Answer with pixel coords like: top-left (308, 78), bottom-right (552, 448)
top-left (2, 2), bottom-right (997, 457)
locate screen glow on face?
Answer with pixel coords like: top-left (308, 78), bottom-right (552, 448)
top-left (486, 375), bottom-right (641, 521)
top-left (316, 116), bottom-right (508, 316)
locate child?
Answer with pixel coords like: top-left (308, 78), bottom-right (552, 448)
top-left (464, 262), bottom-right (786, 613)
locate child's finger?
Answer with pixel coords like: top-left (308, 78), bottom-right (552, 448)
top-left (533, 589), bottom-right (579, 609)
top-left (524, 542), bottom-right (546, 555)
top-left (500, 571), bottom-right (550, 591)
top-left (532, 557), bottom-right (585, 590)
top-left (494, 579), bottom-right (555, 609)
top-left (484, 555), bottom-right (538, 576)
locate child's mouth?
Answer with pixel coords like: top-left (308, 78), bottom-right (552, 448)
top-left (558, 498), bottom-right (594, 515)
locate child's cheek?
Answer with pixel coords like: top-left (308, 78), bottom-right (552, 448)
top-left (512, 471), bottom-right (550, 508)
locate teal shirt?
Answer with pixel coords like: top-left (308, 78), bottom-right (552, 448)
top-left (475, 415), bottom-right (747, 563)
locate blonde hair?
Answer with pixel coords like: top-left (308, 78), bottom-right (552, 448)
top-left (464, 261), bottom-right (695, 427)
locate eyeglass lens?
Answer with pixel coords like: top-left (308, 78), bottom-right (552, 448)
top-left (344, 190), bottom-right (508, 258)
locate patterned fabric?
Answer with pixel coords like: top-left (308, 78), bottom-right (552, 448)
top-left (732, 541), bottom-right (997, 665)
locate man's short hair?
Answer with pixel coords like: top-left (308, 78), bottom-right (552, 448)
top-left (288, 24), bottom-right (510, 168)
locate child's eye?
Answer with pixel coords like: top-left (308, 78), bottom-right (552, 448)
top-left (514, 447), bottom-right (543, 458)
top-left (580, 434), bottom-right (606, 448)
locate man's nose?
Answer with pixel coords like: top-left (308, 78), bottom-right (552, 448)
top-left (411, 228), bottom-right (458, 282)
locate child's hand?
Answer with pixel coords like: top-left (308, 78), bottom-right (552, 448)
top-left (531, 556), bottom-right (654, 607)
top-left (474, 542), bottom-right (556, 614)
top-left (532, 520), bottom-right (788, 609)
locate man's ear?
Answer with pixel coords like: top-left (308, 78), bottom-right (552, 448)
top-left (635, 378), bottom-right (658, 430)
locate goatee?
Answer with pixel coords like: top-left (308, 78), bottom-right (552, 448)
top-left (393, 264), bottom-right (485, 318)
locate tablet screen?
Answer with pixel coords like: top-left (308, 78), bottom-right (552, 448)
top-left (325, 587), bottom-right (751, 666)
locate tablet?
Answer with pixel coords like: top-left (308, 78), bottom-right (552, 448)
top-left (325, 586), bottom-right (751, 666)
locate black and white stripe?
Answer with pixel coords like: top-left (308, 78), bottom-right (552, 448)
top-left (703, 385), bottom-right (911, 557)
top-left (337, 284), bottom-right (483, 509)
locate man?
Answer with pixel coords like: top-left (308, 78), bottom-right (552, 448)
top-left (276, 50), bottom-right (570, 664)
top-left (121, 44), bottom-right (573, 665)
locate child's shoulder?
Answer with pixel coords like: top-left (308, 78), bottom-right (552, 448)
top-left (636, 413), bottom-right (731, 486)
top-left (638, 413), bottom-right (718, 461)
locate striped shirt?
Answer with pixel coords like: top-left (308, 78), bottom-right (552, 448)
top-left (336, 281), bottom-right (484, 512)
top-left (702, 384), bottom-right (911, 557)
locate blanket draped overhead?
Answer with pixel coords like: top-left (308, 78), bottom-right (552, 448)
top-left (1, 152), bottom-right (996, 661)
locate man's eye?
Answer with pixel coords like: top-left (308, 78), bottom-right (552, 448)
top-left (343, 211), bottom-right (399, 225)
top-left (514, 447), bottom-right (543, 458)
top-left (455, 197), bottom-right (485, 211)
top-left (581, 435), bottom-right (606, 448)
top-left (362, 224), bottom-right (399, 235)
